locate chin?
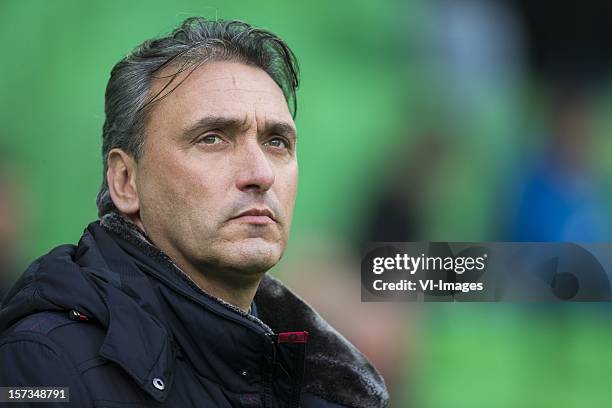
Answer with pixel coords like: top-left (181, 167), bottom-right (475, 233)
top-left (217, 239), bottom-right (284, 273)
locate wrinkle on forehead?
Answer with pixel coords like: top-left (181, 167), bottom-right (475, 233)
top-left (145, 61), bottom-right (294, 141)
top-left (149, 61), bottom-right (287, 104)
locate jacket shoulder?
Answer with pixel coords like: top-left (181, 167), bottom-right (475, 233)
top-left (0, 311), bottom-right (106, 380)
top-left (1, 311), bottom-right (155, 406)
top-left (0, 312), bottom-right (96, 406)
top-left (2, 310), bottom-right (107, 366)
top-left (5, 310), bottom-right (78, 336)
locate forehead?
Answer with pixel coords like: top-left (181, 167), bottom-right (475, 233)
top-left (147, 60), bottom-right (294, 126)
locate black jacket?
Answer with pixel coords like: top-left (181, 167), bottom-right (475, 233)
top-left (0, 213), bottom-right (388, 407)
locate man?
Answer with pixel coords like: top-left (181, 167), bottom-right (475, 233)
top-left (0, 17), bottom-right (388, 407)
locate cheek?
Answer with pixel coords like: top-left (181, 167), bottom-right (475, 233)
top-left (277, 163), bottom-right (299, 217)
top-left (139, 150), bottom-right (215, 214)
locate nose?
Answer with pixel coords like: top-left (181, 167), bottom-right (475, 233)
top-left (235, 140), bottom-right (275, 193)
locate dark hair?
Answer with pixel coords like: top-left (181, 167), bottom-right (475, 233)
top-left (96, 17), bottom-right (300, 216)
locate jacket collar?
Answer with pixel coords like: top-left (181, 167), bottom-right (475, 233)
top-left (98, 212), bottom-right (389, 407)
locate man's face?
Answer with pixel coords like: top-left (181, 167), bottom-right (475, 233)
top-left (134, 61), bottom-right (298, 277)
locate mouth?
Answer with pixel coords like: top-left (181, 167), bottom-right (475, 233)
top-left (230, 208), bottom-right (276, 225)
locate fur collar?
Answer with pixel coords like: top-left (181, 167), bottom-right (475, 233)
top-left (100, 212), bottom-right (389, 408)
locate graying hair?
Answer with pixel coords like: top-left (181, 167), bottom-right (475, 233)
top-left (96, 17), bottom-right (299, 216)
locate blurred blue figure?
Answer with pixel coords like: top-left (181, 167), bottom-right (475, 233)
top-left (509, 86), bottom-right (607, 242)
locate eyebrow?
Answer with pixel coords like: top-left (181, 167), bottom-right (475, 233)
top-left (266, 122), bottom-right (298, 140)
top-left (180, 115), bottom-right (297, 140)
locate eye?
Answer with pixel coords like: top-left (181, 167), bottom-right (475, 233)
top-left (264, 137), bottom-right (288, 149)
top-left (199, 134), bottom-right (224, 145)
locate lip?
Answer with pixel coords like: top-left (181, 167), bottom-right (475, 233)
top-left (230, 208), bottom-right (276, 225)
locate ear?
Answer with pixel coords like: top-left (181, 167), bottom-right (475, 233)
top-left (107, 148), bottom-right (140, 215)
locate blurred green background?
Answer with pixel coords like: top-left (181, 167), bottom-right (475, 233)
top-left (1, 0), bottom-right (612, 406)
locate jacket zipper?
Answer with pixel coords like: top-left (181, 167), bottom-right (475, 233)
top-left (265, 331), bottom-right (309, 408)
top-left (263, 333), bottom-right (277, 408)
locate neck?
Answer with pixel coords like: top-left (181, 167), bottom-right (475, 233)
top-left (176, 263), bottom-right (263, 312)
